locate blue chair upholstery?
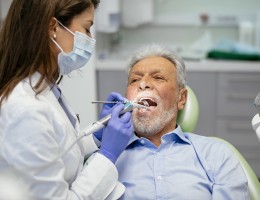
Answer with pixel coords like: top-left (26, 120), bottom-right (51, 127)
top-left (177, 86), bottom-right (260, 200)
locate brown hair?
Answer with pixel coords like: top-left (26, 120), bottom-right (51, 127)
top-left (0, 0), bottom-right (100, 107)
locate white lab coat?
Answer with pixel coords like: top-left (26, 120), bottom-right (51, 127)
top-left (0, 72), bottom-right (124, 200)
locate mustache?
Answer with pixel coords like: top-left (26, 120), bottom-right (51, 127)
top-left (132, 91), bottom-right (161, 102)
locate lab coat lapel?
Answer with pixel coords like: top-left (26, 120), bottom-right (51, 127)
top-left (59, 93), bottom-right (80, 132)
top-left (28, 72), bottom-right (80, 133)
top-left (43, 86), bottom-right (80, 134)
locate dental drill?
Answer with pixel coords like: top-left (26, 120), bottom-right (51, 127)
top-left (83, 101), bottom-right (148, 136)
top-left (41, 101), bottom-right (148, 168)
top-left (27, 101), bottom-right (148, 170)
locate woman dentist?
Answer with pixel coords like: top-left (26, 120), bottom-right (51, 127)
top-left (0, 0), bottom-right (133, 199)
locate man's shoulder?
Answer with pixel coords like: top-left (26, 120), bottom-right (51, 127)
top-left (184, 132), bottom-right (227, 147)
top-left (184, 132), bottom-right (235, 161)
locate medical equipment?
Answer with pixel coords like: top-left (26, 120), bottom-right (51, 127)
top-left (40, 101), bottom-right (148, 169)
top-left (86, 101), bottom-right (147, 136)
top-left (92, 100), bottom-right (128, 104)
top-left (251, 93), bottom-right (260, 142)
top-left (91, 100), bottom-right (149, 107)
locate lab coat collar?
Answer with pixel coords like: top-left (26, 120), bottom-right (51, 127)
top-left (24, 72), bottom-right (80, 132)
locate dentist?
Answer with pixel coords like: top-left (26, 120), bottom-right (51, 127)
top-left (0, 0), bottom-right (132, 199)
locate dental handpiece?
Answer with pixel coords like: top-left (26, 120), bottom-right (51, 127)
top-left (83, 101), bottom-right (147, 136)
top-left (38, 101), bottom-right (148, 169)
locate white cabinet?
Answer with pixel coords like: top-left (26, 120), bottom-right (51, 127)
top-left (216, 72), bottom-right (260, 176)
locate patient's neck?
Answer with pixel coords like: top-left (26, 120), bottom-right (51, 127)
top-left (136, 122), bottom-right (177, 147)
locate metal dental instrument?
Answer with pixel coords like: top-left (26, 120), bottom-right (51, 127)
top-left (92, 100), bottom-right (149, 107)
top-left (90, 101), bottom-right (148, 127)
top-left (88, 100), bottom-right (148, 133)
top-left (39, 101), bottom-right (149, 169)
top-left (91, 101), bottom-right (126, 104)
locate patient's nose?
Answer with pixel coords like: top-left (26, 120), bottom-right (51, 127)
top-left (139, 77), bottom-right (153, 91)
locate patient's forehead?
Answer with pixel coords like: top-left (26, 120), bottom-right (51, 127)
top-left (130, 56), bottom-right (176, 74)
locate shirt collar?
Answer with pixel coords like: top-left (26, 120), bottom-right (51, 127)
top-left (128, 125), bottom-right (191, 147)
top-left (51, 84), bottom-right (61, 100)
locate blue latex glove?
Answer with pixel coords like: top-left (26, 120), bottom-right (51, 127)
top-left (99, 104), bottom-right (133, 163)
top-left (94, 92), bottom-right (127, 141)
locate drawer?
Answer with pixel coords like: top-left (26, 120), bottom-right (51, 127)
top-left (216, 119), bottom-right (260, 177)
top-left (216, 119), bottom-right (260, 148)
top-left (217, 72), bottom-right (260, 117)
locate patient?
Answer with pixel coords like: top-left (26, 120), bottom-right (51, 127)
top-left (115, 44), bottom-right (249, 199)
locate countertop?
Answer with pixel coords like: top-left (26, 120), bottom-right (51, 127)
top-left (96, 59), bottom-right (260, 72)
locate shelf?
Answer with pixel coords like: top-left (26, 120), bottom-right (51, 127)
top-left (96, 58), bottom-right (260, 72)
top-left (152, 13), bottom-right (254, 27)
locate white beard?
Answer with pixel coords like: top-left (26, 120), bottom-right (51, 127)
top-left (132, 103), bottom-right (177, 138)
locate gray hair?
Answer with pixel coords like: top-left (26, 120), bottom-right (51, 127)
top-left (127, 44), bottom-right (186, 88)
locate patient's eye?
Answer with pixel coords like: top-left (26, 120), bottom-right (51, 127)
top-left (129, 78), bottom-right (140, 84)
top-left (154, 75), bottom-right (165, 81)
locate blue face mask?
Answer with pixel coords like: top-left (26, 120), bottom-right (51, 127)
top-left (51, 21), bottom-right (96, 75)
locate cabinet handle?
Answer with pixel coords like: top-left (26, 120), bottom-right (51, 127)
top-left (228, 122), bottom-right (251, 131)
top-left (228, 77), bottom-right (260, 83)
top-left (227, 93), bottom-right (254, 100)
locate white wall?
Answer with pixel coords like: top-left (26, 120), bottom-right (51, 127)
top-left (124, 0), bottom-right (258, 43)
top-left (96, 0), bottom-right (260, 59)
top-left (154, 0), bottom-right (260, 15)
top-left (0, 0), bottom-right (11, 20)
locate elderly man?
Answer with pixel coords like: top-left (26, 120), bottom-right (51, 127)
top-left (115, 44), bottom-right (249, 199)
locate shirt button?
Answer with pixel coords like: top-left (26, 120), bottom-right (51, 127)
top-left (140, 140), bottom-right (145, 144)
top-left (157, 176), bottom-right (163, 180)
top-left (154, 152), bottom-right (160, 157)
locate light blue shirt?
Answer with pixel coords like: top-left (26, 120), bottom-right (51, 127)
top-left (116, 125), bottom-right (249, 200)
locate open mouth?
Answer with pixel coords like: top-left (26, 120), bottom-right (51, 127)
top-left (139, 98), bottom-right (158, 107)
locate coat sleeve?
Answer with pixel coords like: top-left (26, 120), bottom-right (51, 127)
top-left (1, 106), bottom-right (124, 200)
top-left (80, 134), bottom-right (100, 158)
top-left (71, 153), bottom-right (125, 200)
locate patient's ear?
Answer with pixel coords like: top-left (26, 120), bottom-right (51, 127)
top-left (177, 87), bottom-right (187, 110)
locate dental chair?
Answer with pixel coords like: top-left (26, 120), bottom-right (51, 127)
top-left (177, 86), bottom-right (260, 200)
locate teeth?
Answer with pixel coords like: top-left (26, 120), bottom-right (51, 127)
top-left (140, 97), bottom-right (155, 102)
top-left (139, 98), bottom-right (157, 107)
top-left (137, 100), bottom-right (149, 107)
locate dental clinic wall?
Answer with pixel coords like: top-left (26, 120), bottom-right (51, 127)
top-left (0, 0), bottom-right (98, 127)
top-left (96, 0), bottom-right (260, 59)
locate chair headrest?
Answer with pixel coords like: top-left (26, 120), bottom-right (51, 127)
top-left (177, 86), bottom-right (199, 132)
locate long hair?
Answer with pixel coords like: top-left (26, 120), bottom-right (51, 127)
top-left (0, 0), bottom-right (100, 107)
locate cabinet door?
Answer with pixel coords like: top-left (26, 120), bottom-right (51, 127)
top-left (216, 118), bottom-right (260, 177)
top-left (187, 72), bottom-right (217, 136)
top-left (216, 118), bottom-right (260, 148)
top-left (96, 70), bottom-right (128, 112)
top-left (217, 72), bottom-right (260, 117)
top-left (216, 72), bottom-right (260, 177)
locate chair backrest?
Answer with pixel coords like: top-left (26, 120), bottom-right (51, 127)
top-left (177, 86), bottom-right (260, 200)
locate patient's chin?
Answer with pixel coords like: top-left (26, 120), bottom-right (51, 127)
top-left (132, 106), bottom-right (177, 137)
top-left (132, 112), bottom-right (164, 136)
